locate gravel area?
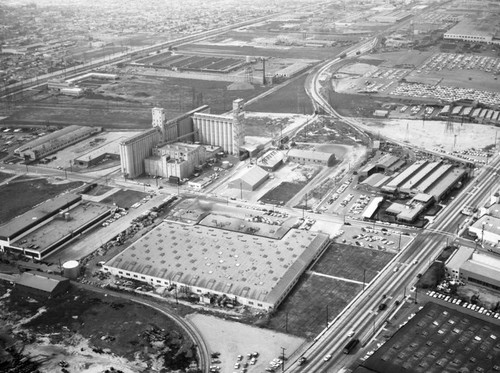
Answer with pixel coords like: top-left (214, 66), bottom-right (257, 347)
top-left (187, 314), bottom-right (305, 373)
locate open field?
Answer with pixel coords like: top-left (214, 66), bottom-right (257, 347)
top-left (312, 243), bottom-right (395, 283)
top-left (358, 118), bottom-right (500, 153)
top-left (245, 74), bottom-right (314, 114)
top-left (0, 178), bottom-right (83, 225)
top-left (0, 282), bottom-right (197, 373)
top-left (267, 273), bottom-right (363, 338)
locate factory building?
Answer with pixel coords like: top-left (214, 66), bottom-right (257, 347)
top-left (468, 215), bottom-right (500, 245)
top-left (15, 125), bottom-right (102, 161)
top-left (103, 221), bottom-right (330, 311)
top-left (257, 150), bottom-right (285, 172)
top-left (0, 194), bottom-right (111, 260)
top-left (144, 142), bottom-right (206, 179)
top-left (444, 20), bottom-right (496, 44)
top-left (359, 153), bottom-right (404, 178)
top-left (193, 99), bottom-right (245, 156)
top-left (445, 246), bottom-right (500, 291)
top-left (152, 105), bottom-right (210, 143)
top-left (286, 149), bottom-right (335, 167)
top-left (119, 100), bottom-right (244, 178)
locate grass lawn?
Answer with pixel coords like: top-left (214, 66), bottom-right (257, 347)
top-left (101, 189), bottom-right (148, 208)
top-left (0, 178), bottom-right (83, 225)
top-left (267, 273), bottom-right (363, 338)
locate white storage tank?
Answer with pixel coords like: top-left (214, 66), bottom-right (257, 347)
top-left (62, 260), bottom-right (80, 280)
top-left (221, 160), bottom-right (230, 169)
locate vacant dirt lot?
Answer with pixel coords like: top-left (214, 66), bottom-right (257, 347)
top-left (188, 314), bottom-right (305, 373)
top-left (0, 282), bottom-right (197, 373)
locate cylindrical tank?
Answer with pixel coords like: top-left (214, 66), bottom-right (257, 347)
top-left (221, 160), bottom-right (230, 169)
top-left (62, 260), bottom-right (80, 280)
top-left (246, 56), bottom-right (251, 63)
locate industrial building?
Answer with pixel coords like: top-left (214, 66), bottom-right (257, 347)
top-left (144, 142), bottom-right (206, 179)
top-left (193, 99), bottom-right (245, 156)
top-left (119, 100), bottom-right (245, 178)
top-left (286, 149), bottom-right (335, 167)
top-left (229, 166), bottom-right (269, 191)
top-left (103, 221), bottom-right (330, 311)
top-left (0, 194), bottom-right (111, 260)
top-left (119, 128), bottom-right (161, 178)
top-left (444, 20), bottom-right (498, 44)
top-left (74, 136), bottom-right (124, 168)
top-left (381, 160), bottom-right (468, 201)
top-left (15, 271), bottom-right (70, 298)
top-left (357, 302), bottom-right (500, 373)
top-left (468, 215), bottom-right (500, 245)
top-left (257, 150), bottom-right (284, 172)
top-left (359, 153), bottom-right (404, 178)
top-left (445, 246), bottom-right (475, 280)
top-left (15, 125), bottom-right (102, 161)
top-left (445, 246), bottom-right (500, 291)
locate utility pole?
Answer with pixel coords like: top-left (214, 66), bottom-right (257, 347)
top-left (326, 304), bottom-right (329, 328)
top-left (281, 347), bottom-right (286, 373)
top-left (363, 269), bottom-right (366, 290)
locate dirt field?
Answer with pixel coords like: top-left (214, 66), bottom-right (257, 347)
top-left (0, 177), bottom-right (83, 224)
top-left (187, 314), bottom-right (305, 373)
top-left (358, 118), bottom-right (500, 153)
top-left (0, 282), bottom-right (197, 373)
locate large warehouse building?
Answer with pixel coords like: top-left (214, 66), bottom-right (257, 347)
top-left (104, 221), bottom-right (330, 311)
top-left (0, 193), bottom-right (111, 260)
top-left (286, 149), bottom-right (335, 167)
top-left (15, 125), bottom-right (102, 161)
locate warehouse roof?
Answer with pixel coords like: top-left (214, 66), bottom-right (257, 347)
top-left (461, 253), bottom-right (500, 280)
top-left (470, 215), bottom-right (500, 238)
top-left (0, 193), bottom-right (82, 241)
top-left (287, 148), bottom-right (334, 162)
top-left (16, 271), bottom-right (69, 293)
top-left (445, 246), bottom-right (475, 269)
top-left (239, 166), bottom-right (268, 187)
top-left (105, 221), bottom-right (329, 305)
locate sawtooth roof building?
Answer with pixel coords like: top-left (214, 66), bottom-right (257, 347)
top-left (104, 221), bottom-right (330, 311)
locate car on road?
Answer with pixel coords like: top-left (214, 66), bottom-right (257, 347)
top-left (298, 357), bottom-right (307, 365)
top-left (347, 330), bottom-right (356, 338)
top-left (378, 303), bottom-right (388, 311)
top-left (323, 354), bottom-right (332, 361)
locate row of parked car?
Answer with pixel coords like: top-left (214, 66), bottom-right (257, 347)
top-left (426, 290), bottom-right (500, 319)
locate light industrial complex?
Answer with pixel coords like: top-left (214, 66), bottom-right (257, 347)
top-left (0, 193), bottom-right (112, 260)
top-left (104, 221), bottom-right (330, 310)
